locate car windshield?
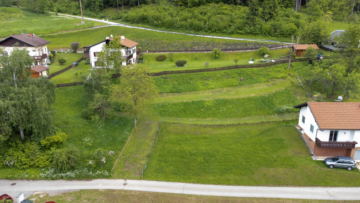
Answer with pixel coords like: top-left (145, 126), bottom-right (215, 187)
top-left (332, 157), bottom-right (339, 161)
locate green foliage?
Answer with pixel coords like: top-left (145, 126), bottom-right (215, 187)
top-left (71, 42), bottom-right (81, 53)
top-left (58, 58), bottom-right (66, 65)
top-left (155, 55), bottom-right (167, 61)
top-left (97, 36), bottom-right (123, 70)
top-left (336, 24), bottom-right (360, 73)
top-left (3, 141), bottom-right (50, 169)
top-left (40, 131), bottom-right (68, 149)
top-left (211, 48), bottom-right (222, 59)
top-left (89, 92), bottom-right (114, 122)
top-left (175, 60), bottom-right (187, 67)
top-left (168, 53), bottom-right (173, 61)
top-left (84, 58), bottom-right (90, 64)
top-left (233, 59), bottom-right (239, 65)
top-left (154, 89), bottom-right (298, 118)
top-left (50, 147), bottom-right (80, 172)
top-left (257, 46), bottom-right (271, 57)
top-left (302, 46), bottom-right (318, 59)
top-left (300, 21), bottom-right (330, 45)
top-left (91, 148), bottom-right (110, 169)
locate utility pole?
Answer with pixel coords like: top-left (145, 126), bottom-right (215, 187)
top-left (79, 0), bottom-right (85, 24)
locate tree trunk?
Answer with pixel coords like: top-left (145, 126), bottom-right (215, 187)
top-left (138, 0), bottom-right (140, 6)
top-left (330, 82), bottom-right (336, 98)
top-left (122, 0), bottom-right (124, 11)
top-left (351, 0), bottom-right (356, 15)
top-left (19, 126), bottom-right (24, 140)
top-left (117, 0), bottom-right (119, 10)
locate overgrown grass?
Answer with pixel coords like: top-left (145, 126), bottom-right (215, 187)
top-left (49, 53), bottom-right (83, 73)
top-left (153, 63), bottom-right (293, 93)
top-left (0, 7), bottom-right (105, 38)
top-left (112, 120), bottom-right (160, 179)
top-left (50, 60), bottom-right (91, 84)
top-left (29, 189), bottom-right (350, 203)
top-left (41, 26), bottom-right (281, 50)
top-left (143, 122), bottom-right (360, 186)
top-left (153, 89), bottom-right (298, 118)
top-left (145, 49), bottom-right (288, 72)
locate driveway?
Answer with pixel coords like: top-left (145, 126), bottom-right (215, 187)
top-left (2, 179), bottom-right (360, 202)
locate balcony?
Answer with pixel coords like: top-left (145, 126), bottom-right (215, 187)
top-left (32, 54), bottom-right (47, 60)
top-left (315, 138), bottom-right (357, 149)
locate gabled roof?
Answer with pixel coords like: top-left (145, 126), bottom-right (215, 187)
top-left (292, 44), bottom-right (319, 51)
top-left (0, 34), bottom-right (50, 47)
top-left (119, 37), bottom-right (138, 48)
top-left (294, 102), bottom-right (360, 130)
top-left (330, 30), bottom-right (345, 42)
top-left (83, 40), bottom-right (106, 48)
top-left (31, 65), bottom-right (49, 73)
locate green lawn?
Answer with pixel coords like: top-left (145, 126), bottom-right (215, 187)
top-left (0, 7), bottom-right (105, 38)
top-left (145, 49), bottom-right (288, 72)
top-left (42, 26), bottom-right (281, 50)
top-left (28, 190), bottom-right (355, 203)
top-left (153, 89), bottom-right (299, 118)
top-left (50, 60), bottom-right (91, 84)
top-left (144, 122), bottom-right (360, 186)
top-left (49, 53), bottom-right (83, 74)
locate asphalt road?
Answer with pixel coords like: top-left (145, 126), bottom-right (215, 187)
top-left (2, 179), bottom-right (360, 202)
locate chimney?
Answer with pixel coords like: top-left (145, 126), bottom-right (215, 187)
top-left (110, 34), bottom-right (113, 38)
top-left (106, 37), bottom-right (109, 39)
top-left (121, 36), bottom-right (125, 40)
top-left (29, 33), bottom-right (33, 37)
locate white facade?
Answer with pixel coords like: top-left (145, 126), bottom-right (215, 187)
top-left (89, 39), bottom-right (137, 68)
top-left (2, 45), bottom-right (49, 66)
top-left (298, 106), bottom-right (360, 148)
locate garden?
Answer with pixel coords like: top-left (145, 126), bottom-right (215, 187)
top-left (143, 122), bottom-right (360, 186)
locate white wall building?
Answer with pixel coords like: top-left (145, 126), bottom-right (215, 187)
top-left (295, 102), bottom-right (360, 160)
top-left (83, 35), bottom-right (138, 68)
top-left (0, 33), bottom-right (50, 66)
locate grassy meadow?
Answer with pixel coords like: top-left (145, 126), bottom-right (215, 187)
top-left (0, 7), bottom-right (105, 38)
top-left (50, 60), bottom-right (91, 84)
top-left (49, 53), bottom-right (83, 73)
top-left (143, 122), bottom-right (360, 186)
top-left (144, 49), bottom-right (288, 72)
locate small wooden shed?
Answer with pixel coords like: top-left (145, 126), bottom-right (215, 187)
top-left (292, 44), bottom-right (319, 57)
top-left (31, 65), bottom-right (49, 78)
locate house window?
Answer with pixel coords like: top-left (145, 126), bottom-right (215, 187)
top-left (329, 131), bottom-right (338, 142)
top-left (310, 124), bottom-right (314, 133)
top-left (302, 116), bottom-right (305, 123)
top-left (94, 52), bottom-right (100, 57)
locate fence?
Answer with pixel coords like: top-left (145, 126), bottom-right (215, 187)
top-left (56, 81), bottom-right (83, 88)
top-left (145, 45), bottom-right (292, 53)
top-left (162, 113), bottom-right (298, 125)
top-left (47, 57), bottom-right (84, 79)
top-left (141, 118), bottom-right (163, 178)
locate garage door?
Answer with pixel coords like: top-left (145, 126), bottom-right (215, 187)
top-left (354, 150), bottom-right (360, 160)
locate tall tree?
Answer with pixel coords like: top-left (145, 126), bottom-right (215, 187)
top-left (336, 24), bottom-right (360, 73)
top-left (0, 48), bottom-right (55, 141)
top-left (111, 65), bottom-right (158, 128)
top-left (300, 21), bottom-right (330, 45)
top-left (97, 36), bottom-right (123, 71)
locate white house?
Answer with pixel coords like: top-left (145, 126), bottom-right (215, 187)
top-left (295, 102), bottom-right (360, 160)
top-left (83, 35), bottom-right (138, 68)
top-left (0, 33), bottom-right (50, 66)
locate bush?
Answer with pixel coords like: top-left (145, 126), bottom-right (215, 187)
top-left (175, 60), bottom-right (187, 67)
top-left (156, 55), bottom-right (166, 61)
top-left (50, 50), bottom-right (56, 56)
top-left (84, 58), bottom-right (90, 64)
top-left (257, 46), bottom-right (271, 57)
top-left (58, 58), bottom-right (66, 65)
top-left (51, 147), bottom-right (80, 172)
top-left (40, 131), bottom-right (68, 149)
top-left (82, 108), bottom-right (96, 120)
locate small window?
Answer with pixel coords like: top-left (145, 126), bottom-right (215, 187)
top-left (329, 131), bottom-right (338, 141)
top-left (310, 124), bottom-right (314, 133)
top-left (302, 116), bottom-right (305, 123)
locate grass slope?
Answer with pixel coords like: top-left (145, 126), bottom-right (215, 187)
top-left (145, 49), bottom-right (288, 72)
top-left (0, 7), bottom-right (105, 38)
top-left (49, 53), bottom-right (83, 73)
top-left (154, 89), bottom-right (298, 118)
top-left (42, 26), bottom-right (280, 50)
top-left (29, 189), bottom-right (354, 203)
top-left (144, 122), bottom-right (360, 186)
top-left (51, 60), bottom-right (91, 84)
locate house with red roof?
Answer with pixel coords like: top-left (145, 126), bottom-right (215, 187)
top-left (295, 102), bottom-right (360, 160)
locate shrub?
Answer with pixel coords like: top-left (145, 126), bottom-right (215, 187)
top-left (156, 55), bottom-right (166, 61)
top-left (257, 46), bottom-right (271, 57)
top-left (71, 42), bottom-right (81, 53)
top-left (51, 147), bottom-right (80, 172)
top-left (40, 131), bottom-right (68, 149)
top-left (82, 108), bottom-right (96, 120)
top-left (205, 62), bottom-right (209, 67)
top-left (175, 60), bottom-right (187, 67)
top-left (49, 54), bottom-right (54, 61)
top-left (50, 50), bottom-right (56, 56)
top-left (84, 58), bottom-right (90, 64)
top-left (58, 58), bottom-right (66, 65)
top-left (234, 59), bottom-right (239, 65)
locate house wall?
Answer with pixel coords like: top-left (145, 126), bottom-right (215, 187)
top-left (3, 45), bottom-right (49, 65)
top-left (31, 71), bottom-right (39, 78)
top-left (298, 106), bottom-right (318, 141)
top-left (296, 50), bottom-right (304, 57)
top-left (89, 42), bottom-right (137, 68)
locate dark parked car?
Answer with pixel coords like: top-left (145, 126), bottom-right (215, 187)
top-left (72, 62), bottom-right (79, 67)
top-left (0, 194), bottom-right (13, 203)
top-left (324, 156), bottom-right (356, 171)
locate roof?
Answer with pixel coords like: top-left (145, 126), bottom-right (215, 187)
top-left (294, 102), bottom-right (360, 130)
top-left (0, 34), bottom-right (50, 47)
top-left (292, 44), bottom-right (319, 50)
top-left (330, 30), bottom-right (345, 42)
top-left (119, 37), bottom-right (138, 48)
top-left (31, 65), bottom-right (49, 73)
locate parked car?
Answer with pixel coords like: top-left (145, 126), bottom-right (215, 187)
top-left (72, 62), bottom-right (79, 67)
top-left (324, 156), bottom-right (356, 171)
top-left (0, 194), bottom-right (13, 203)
